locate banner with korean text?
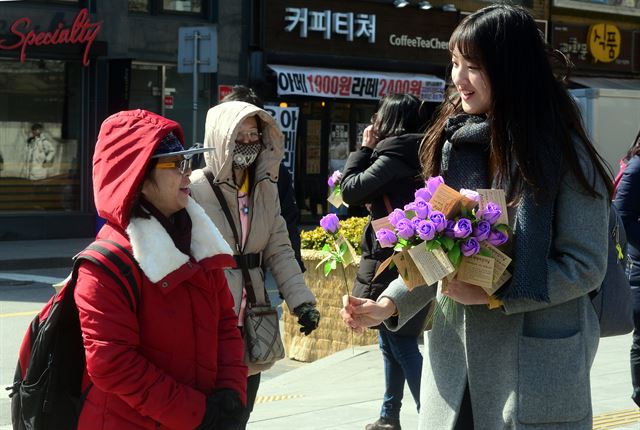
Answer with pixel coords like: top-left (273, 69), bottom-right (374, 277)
top-left (269, 65), bottom-right (445, 102)
top-left (264, 105), bottom-right (299, 180)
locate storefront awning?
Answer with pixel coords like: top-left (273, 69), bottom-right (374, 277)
top-left (571, 77), bottom-right (640, 91)
top-left (268, 64), bottom-right (445, 102)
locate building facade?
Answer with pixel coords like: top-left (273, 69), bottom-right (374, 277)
top-left (0, 0), bottom-right (247, 240)
top-left (2, 0), bottom-right (636, 239)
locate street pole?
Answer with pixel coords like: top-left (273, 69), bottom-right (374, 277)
top-left (192, 30), bottom-right (199, 147)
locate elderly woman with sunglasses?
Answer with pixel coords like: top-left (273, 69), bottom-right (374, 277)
top-left (190, 101), bottom-right (319, 428)
top-left (74, 110), bottom-right (247, 430)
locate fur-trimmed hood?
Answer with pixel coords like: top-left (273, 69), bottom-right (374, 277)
top-left (126, 197), bottom-right (233, 283)
top-left (202, 101), bottom-right (284, 187)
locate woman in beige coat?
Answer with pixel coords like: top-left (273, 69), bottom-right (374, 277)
top-left (190, 101), bottom-right (319, 428)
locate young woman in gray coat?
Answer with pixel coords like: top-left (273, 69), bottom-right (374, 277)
top-left (341, 4), bottom-right (612, 429)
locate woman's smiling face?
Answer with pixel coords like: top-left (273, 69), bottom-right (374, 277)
top-left (141, 156), bottom-right (191, 217)
top-left (451, 46), bottom-right (492, 116)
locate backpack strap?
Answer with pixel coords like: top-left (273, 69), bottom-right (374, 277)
top-left (75, 239), bottom-right (142, 313)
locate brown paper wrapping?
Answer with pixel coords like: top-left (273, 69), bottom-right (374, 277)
top-left (392, 250), bottom-right (426, 291)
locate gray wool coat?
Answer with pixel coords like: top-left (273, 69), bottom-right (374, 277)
top-left (380, 156), bottom-right (609, 429)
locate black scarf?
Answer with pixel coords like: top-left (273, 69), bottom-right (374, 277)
top-left (140, 197), bottom-right (192, 256)
top-left (441, 114), bottom-right (559, 302)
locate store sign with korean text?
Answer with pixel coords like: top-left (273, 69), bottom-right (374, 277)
top-left (285, 7), bottom-right (376, 43)
top-left (266, 0), bottom-right (457, 66)
top-left (0, 8), bottom-right (102, 66)
top-left (587, 24), bottom-right (621, 63)
top-left (269, 65), bottom-right (445, 102)
top-left (264, 105), bottom-right (299, 179)
top-left (552, 23), bottom-right (633, 73)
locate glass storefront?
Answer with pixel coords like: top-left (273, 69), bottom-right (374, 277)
top-left (164, 0), bottom-right (202, 13)
top-left (0, 59), bottom-right (82, 212)
top-left (130, 62), bottom-right (211, 147)
top-left (128, 0), bottom-right (202, 13)
top-left (294, 100), bottom-right (375, 222)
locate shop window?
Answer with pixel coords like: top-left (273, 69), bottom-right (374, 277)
top-left (129, 63), bottom-right (210, 148)
top-left (0, 59), bottom-right (81, 212)
top-left (163, 0), bottom-right (201, 13)
top-left (129, 0), bottom-right (203, 14)
top-left (129, 0), bottom-right (149, 12)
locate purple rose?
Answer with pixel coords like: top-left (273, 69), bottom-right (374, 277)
top-left (388, 209), bottom-right (407, 227)
top-left (404, 202), bottom-right (417, 212)
top-left (320, 213), bottom-right (340, 234)
top-left (473, 220), bottom-right (491, 242)
top-left (444, 220), bottom-right (456, 237)
top-left (411, 217), bottom-right (423, 230)
top-left (376, 228), bottom-right (398, 248)
top-left (414, 198), bottom-right (432, 219)
top-left (461, 238), bottom-right (481, 257)
top-left (416, 220), bottom-right (436, 241)
top-left (395, 218), bottom-right (415, 240)
top-left (478, 202), bottom-right (502, 225)
top-left (488, 229), bottom-right (509, 246)
top-left (415, 187), bottom-right (432, 202)
top-left (426, 176), bottom-right (445, 197)
top-left (453, 218), bottom-right (473, 239)
top-left (327, 170), bottom-right (342, 188)
top-left (429, 211), bottom-right (447, 232)
top-left (459, 188), bottom-right (481, 203)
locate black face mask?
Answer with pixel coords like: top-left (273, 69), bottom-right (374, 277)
top-left (232, 142), bottom-right (262, 169)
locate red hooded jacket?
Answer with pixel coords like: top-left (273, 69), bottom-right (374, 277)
top-left (75, 110), bottom-right (246, 430)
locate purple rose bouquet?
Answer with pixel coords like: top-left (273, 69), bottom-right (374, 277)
top-left (375, 176), bottom-right (511, 289)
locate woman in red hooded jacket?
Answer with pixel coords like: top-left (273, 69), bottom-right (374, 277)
top-left (74, 109), bottom-right (247, 429)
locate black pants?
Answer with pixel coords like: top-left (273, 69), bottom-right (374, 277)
top-left (631, 285), bottom-right (640, 407)
top-left (241, 372), bottom-right (261, 429)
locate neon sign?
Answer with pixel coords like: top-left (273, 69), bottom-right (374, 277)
top-left (0, 8), bottom-right (102, 66)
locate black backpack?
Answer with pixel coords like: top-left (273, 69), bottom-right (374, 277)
top-left (7, 239), bottom-right (141, 430)
top-left (590, 204), bottom-right (634, 337)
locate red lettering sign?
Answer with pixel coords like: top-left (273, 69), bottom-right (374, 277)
top-left (0, 8), bottom-right (102, 66)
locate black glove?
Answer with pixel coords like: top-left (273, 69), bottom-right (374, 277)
top-left (196, 389), bottom-right (243, 430)
top-left (294, 303), bottom-right (320, 335)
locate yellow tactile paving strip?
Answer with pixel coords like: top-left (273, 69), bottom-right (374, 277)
top-left (254, 394), bottom-right (303, 404)
top-left (593, 408), bottom-right (640, 429)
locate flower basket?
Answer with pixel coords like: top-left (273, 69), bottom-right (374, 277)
top-left (282, 249), bottom-right (378, 362)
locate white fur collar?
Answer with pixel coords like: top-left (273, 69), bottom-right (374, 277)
top-left (126, 197), bottom-right (233, 283)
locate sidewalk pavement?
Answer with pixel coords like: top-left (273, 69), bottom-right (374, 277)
top-left (250, 334), bottom-right (639, 430)
top-left (1, 239), bottom-right (639, 429)
top-left (0, 237), bottom-right (93, 270)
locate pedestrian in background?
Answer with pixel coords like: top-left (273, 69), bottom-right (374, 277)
top-left (613, 127), bottom-right (640, 407)
top-left (221, 85), bottom-right (305, 272)
top-left (341, 4), bottom-right (612, 428)
top-left (77, 109), bottom-right (247, 429)
top-left (341, 94), bottom-right (429, 430)
top-left (22, 123), bottom-right (55, 180)
top-left (189, 101), bottom-right (320, 428)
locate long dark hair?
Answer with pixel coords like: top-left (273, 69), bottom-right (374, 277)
top-left (373, 94), bottom-right (426, 140)
top-left (624, 128), bottom-right (640, 161)
top-left (421, 4), bottom-right (613, 202)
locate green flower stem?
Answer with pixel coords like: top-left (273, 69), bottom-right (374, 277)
top-left (340, 262), bottom-right (355, 356)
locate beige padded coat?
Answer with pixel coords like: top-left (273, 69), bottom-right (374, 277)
top-left (190, 101), bottom-right (316, 375)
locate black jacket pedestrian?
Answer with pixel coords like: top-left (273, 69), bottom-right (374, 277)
top-left (341, 133), bottom-right (423, 302)
top-left (277, 163), bottom-right (305, 272)
top-left (614, 154), bottom-right (640, 287)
